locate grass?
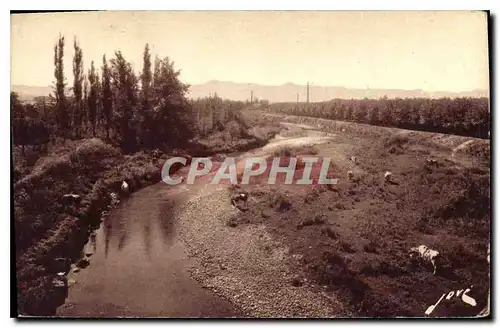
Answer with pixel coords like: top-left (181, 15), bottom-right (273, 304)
top-left (273, 145), bottom-right (319, 157)
top-left (225, 116), bottom-right (490, 317)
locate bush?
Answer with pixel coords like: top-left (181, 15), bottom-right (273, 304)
top-left (273, 145), bottom-right (318, 157)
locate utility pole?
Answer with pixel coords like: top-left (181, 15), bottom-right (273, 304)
top-left (306, 81), bottom-right (310, 103)
top-left (250, 90), bottom-right (253, 104)
top-left (197, 102), bottom-right (201, 122)
top-left (296, 93), bottom-right (299, 104)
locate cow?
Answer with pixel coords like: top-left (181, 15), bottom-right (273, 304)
top-left (426, 158), bottom-right (439, 167)
top-left (231, 192), bottom-right (248, 206)
top-left (61, 193), bottom-right (81, 207)
top-left (121, 180), bottom-right (129, 194)
top-left (347, 170), bottom-right (354, 180)
top-left (384, 171), bottom-right (392, 181)
top-left (409, 245), bottom-right (441, 275)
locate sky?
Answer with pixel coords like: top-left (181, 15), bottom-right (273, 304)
top-left (10, 11), bottom-right (489, 92)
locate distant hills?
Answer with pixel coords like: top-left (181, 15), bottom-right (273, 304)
top-left (188, 81), bottom-right (489, 102)
top-left (12, 81), bottom-right (489, 103)
top-left (11, 85), bottom-right (53, 102)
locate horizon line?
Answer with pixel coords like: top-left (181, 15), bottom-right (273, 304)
top-left (11, 81), bottom-right (489, 95)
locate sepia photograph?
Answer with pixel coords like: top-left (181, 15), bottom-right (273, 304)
top-left (11, 10), bottom-right (491, 318)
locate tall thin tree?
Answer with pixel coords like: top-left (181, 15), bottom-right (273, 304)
top-left (72, 37), bottom-right (84, 138)
top-left (101, 54), bottom-right (113, 141)
top-left (140, 44), bottom-right (153, 148)
top-left (110, 51), bottom-right (138, 152)
top-left (87, 61), bottom-right (99, 137)
top-left (53, 34), bottom-right (69, 141)
top-left (83, 73), bottom-right (89, 132)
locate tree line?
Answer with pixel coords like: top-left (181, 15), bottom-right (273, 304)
top-left (12, 35), bottom-right (250, 155)
top-left (268, 96), bottom-right (490, 139)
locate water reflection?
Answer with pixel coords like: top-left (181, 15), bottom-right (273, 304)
top-left (117, 217), bottom-right (128, 251)
top-left (90, 232), bottom-right (97, 255)
top-left (143, 218), bottom-right (152, 258)
top-left (104, 216), bottom-right (112, 258)
top-left (158, 198), bottom-right (177, 246)
top-left (96, 185), bottom-right (189, 260)
top-left (84, 232), bottom-right (97, 257)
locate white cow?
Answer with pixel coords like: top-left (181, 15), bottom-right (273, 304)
top-left (409, 245), bottom-right (440, 275)
top-left (121, 181), bottom-right (129, 194)
top-left (347, 170), bottom-right (354, 180)
top-left (62, 193), bottom-right (81, 206)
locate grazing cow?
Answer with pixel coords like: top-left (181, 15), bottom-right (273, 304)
top-left (426, 158), bottom-right (439, 166)
top-left (231, 192), bottom-right (249, 212)
top-left (61, 193), bottom-right (81, 206)
top-left (384, 171), bottom-right (392, 181)
top-left (347, 170), bottom-right (354, 180)
top-left (231, 192), bottom-right (248, 206)
top-left (121, 180), bottom-right (129, 195)
top-left (350, 156), bottom-right (357, 163)
top-left (409, 245), bottom-right (441, 275)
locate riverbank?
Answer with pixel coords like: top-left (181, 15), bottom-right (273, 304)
top-left (14, 113), bottom-right (282, 316)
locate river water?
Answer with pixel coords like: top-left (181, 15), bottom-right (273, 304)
top-left (56, 172), bottom-right (241, 318)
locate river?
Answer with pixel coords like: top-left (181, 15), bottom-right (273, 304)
top-left (56, 169), bottom-right (242, 318)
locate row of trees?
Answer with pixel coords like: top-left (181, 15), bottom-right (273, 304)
top-left (12, 35), bottom-right (251, 155)
top-left (51, 36), bottom-right (195, 152)
top-left (190, 94), bottom-right (248, 135)
top-left (268, 97), bottom-right (490, 138)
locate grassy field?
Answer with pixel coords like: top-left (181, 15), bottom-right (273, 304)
top-left (226, 111), bottom-right (490, 317)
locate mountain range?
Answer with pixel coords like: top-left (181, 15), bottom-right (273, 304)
top-left (12, 81), bottom-right (489, 103)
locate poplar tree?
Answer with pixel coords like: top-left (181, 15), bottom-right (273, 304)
top-left (140, 44), bottom-right (153, 148)
top-left (87, 61), bottom-right (100, 137)
top-left (101, 54), bottom-right (113, 141)
top-left (53, 35), bottom-right (69, 140)
top-left (72, 37), bottom-right (84, 138)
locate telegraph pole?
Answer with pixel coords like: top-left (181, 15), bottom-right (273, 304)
top-left (306, 81), bottom-right (310, 103)
top-left (250, 90), bottom-right (253, 104)
top-left (296, 93), bottom-right (299, 104)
